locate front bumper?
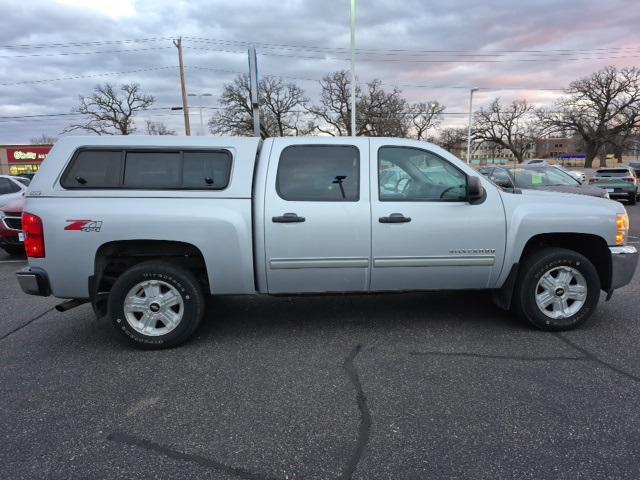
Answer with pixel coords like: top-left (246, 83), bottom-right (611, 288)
top-left (609, 245), bottom-right (638, 291)
top-left (16, 267), bottom-right (51, 296)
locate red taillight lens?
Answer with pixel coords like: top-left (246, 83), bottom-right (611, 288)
top-left (623, 177), bottom-right (635, 183)
top-left (588, 178), bottom-right (597, 183)
top-left (22, 212), bottom-right (45, 258)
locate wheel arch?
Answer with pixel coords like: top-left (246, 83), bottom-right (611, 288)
top-left (91, 240), bottom-right (209, 317)
top-left (494, 232), bottom-right (611, 310)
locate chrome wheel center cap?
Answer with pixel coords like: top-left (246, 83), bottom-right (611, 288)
top-left (149, 302), bottom-right (161, 313)
top-left (555, 287), bottom-right (565, 297)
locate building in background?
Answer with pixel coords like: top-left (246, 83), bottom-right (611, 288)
top-left (0, 144), bottom-right (52, 175)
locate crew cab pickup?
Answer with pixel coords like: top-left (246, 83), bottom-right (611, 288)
top-left (16, 136), bottom-right (638, 349)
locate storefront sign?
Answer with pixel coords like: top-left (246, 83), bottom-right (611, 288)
top-left (7, 147), bottom-right (51, 164)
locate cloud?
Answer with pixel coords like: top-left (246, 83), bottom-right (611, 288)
top-left (0, 0), bottom-right (639, 141)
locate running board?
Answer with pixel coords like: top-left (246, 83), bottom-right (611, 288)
top-left (55, 298), bottom-right (89, 312)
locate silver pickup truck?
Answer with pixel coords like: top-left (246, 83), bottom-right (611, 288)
top-left (16, 136), bottom-right (638, 349)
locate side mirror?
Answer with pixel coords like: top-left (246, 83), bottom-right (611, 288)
top-left (467, 176), bottom-right (485, 204)
top-left (494, 178), bottom-right (514, 189)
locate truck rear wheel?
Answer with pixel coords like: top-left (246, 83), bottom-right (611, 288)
top-left (108, 261), bottom-right (205, 349)
top-left (512, 248), bottom-right (600, 331)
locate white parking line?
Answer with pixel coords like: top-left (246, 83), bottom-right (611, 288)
top-left (0, 260), bottom-right (27, 263)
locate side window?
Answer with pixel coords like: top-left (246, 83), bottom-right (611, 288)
top-left (6, 178), bottom-right (21, 194)
top-left (124, 152), bottom-right (181, 188)
top-left (378, 147), bottom-right (466, 201)
top-left (61, 150), bottom-right (123, 188)
top-left (183, 151), bottom-right (232, 189)
top-left (277, 145), bottom-right (359, 201)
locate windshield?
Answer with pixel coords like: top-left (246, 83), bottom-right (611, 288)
top-left (509, 167), bottom-right (580, 187)
top-left (13, 177), bottom-right (30, 186)
top-left (595, 169), bottom-right (629, 177)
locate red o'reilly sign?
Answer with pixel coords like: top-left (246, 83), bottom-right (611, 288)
top-left (7, 147), bottom-right (51, 164)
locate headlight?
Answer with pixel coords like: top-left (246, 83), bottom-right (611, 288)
top-left (616, 213), bottom-right (629, 245)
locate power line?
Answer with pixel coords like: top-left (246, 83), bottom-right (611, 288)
top-left (0, 37), bottom-right (174, 49)
top-left (0, 46), bottom-right (173, 59)
top-left (0, 66), bottom-right (179, 86)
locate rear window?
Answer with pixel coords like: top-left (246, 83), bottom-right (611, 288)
top-left (595, 169), bottom-right (629, 177)
top-left (62, 149), bottom-right (232, 189)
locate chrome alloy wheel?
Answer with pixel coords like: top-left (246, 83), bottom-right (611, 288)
top-left (123, 280), bottom-right (184, 336)
top-left (535, 266), bottom-right (587, 320)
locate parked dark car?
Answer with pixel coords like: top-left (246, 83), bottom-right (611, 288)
top-left (588, 167), bottom-right (638, 205)
top-left (479, 165), bottom-right (610, 198)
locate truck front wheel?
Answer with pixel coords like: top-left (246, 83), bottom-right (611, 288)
top-left (512, 248), bottom-right (600, 331)
top-left (107, 261), bottom-right (205, 349)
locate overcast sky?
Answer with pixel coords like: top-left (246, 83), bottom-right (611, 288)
top-left (0, 0), bottom-right (639, 143)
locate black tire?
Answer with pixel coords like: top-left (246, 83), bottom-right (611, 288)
top-left (512, 247), bottom-right (600, 331)
top-left (0, 245), bottom-right (25, 256)
top-left (108, 261), bottom-right (206, 349)
top-left (628, 193), bottom-right (637, 205)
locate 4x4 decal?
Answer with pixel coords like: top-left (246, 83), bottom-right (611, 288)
top-left (64, 220), bottom-right (103, 232)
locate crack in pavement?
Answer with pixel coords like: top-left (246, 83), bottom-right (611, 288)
top-left (0, 307), bottom-right (56, 342)
top-left (339, 344), bottom-right (371, 480)
top-left (554, 333), bottom-right (640, 383)
top-left (409, 350), bottom-right (588, 362)
top-left (107, 432), bottom-right (281, 480)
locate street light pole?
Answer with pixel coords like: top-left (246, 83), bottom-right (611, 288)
top-left (350, 0), bottom-right (356, 137)
top-left (188, 93), bottom-right (212, 135)
top-left (466, 88), bottom-right (479, 164)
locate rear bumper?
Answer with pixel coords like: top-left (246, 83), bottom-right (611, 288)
top-left (609, 246), bottom-right (638, 291)
top-left (16, 267), bottom-right (51, 296)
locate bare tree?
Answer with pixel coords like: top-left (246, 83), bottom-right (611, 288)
top-left (308, 71), bottom-right (415, 137)
top-left (358, 80), bottom-right (408, 137)
top-left (407, 101), bottom-right (445, 140)
top-left (436, 127), bottom-right (467, 155)
top-left (29, 134), bottom-right (57, 144)
top-left (208, 74), bottom-right (311, 138)
top-left (473, 98), bottom-right (545, 163)
top-left (306, 70), bottom-right (356, 136)
top-left (64, 83), bottom-right (154, 135)
top-left (145, 120), bottom-right (176, 135)
top-left (540, 66), bottom-right (640, 168)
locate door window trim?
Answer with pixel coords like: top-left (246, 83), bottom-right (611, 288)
top-left (377, 145), bottom-right (468, 202)
top-left (275, 144), bottom-right (361, 202)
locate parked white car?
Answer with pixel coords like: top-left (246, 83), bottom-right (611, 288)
top-left (0, 175), bottom-right (29, 208)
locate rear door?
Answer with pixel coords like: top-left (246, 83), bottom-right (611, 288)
top-left (264, 139), bottom-right (371, 294)
top-left (370, 139), bottom-right (506, 291)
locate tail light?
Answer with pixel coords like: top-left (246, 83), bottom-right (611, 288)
top-left (588, 178), bottom-right (597, 183)
top-left (22, 212), bottom-right (45, 258)
top-left (623, 177), bottom-right (635, 183)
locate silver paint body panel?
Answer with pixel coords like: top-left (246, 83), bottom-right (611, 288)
top-left (23, 135), bottom-right (629, 300)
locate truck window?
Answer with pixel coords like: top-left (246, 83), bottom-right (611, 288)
top-left (124, 152), bottom-right (182, 188)
top-left (378, 146), bottom-right (466, 201)
top-left (183, 151), bottom-right (232, 189)
top-left (61, 150), bottom-right (123, 188)
top-left (62, 149), bottom-right (233, 190)
top-left (276, 145), bottom-right (359, 201)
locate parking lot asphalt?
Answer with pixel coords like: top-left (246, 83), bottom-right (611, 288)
top-left (1, 205), bottom-right (639, 480)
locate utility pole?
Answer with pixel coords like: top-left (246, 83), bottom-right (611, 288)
top-left (248, 47), bottom-right (260, 137)
top-left (466, 87), bottom-right (479, 164)
top-left (350, 0), bottom-right (356, 136)
top-left (173, 37), bottom-right (191, 136)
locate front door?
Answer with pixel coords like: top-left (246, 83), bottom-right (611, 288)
top-left (264, 139), bottom-right (371, 294)
top-left (370, 139), bottom-right (506, 291)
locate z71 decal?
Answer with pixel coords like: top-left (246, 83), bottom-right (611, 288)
top-left (64, 220), bottom-right (103, 232)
